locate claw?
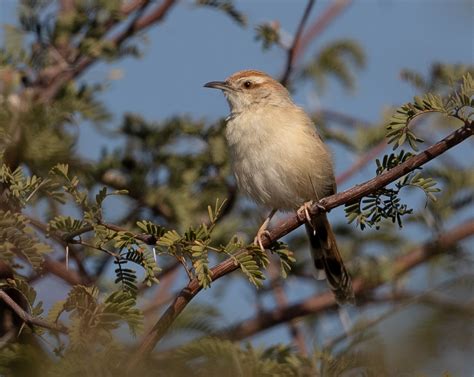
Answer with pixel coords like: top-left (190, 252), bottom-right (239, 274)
top-left (254, 229), bottom-right (271, 252)
top-left (298, 200), bottom-right (328, 225)
top-left (297, 200), bottom-right (314, 225)
top-left (253, 209), bottom-right (277, 252)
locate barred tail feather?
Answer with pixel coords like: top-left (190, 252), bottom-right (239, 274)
top-left (305, 214), bottom-right (354, 305)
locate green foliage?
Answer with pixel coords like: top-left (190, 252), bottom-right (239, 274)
top-left (345, 72), bottom-right (472, 230)
top-left (114, 258), bottom-right (138, 294)
top-left (169, 304), bottom-right (221, 336)
top-left (345, 151), bottom-right (440, 230)
top-left (0, 277), bottom-right (43, 320)
top-left (255, 22), bottom-right (281, 50)
top-left (51, 285), bottom-right (143, 348)
top-left (136, 220), bottom-right (166, 239)
top-left (400, 63), bottom-right (474, 93)
top-left (0, 210), bottom-right (51, 268)
top-left (301, 39), bottom-right (366, 92)
top-left (161, 338), bottom-right (309, 377)
top-left (196, 0), bottom-right (247, 26)
top-left (220, 237), bottom-right (266, 287)
top-left (270, 242), bottom-right (295, 279)
top-left (47, 216), bottom-right (86, 236)
top-left (94, 114), bottom-right (232, 228)
top-left (0, 164), bottom-right (55, 208)
top-left (386, 73), bottom-right (473, 151)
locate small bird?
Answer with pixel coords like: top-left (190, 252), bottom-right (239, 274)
top-left (204, 70), bottom-right (354, 304)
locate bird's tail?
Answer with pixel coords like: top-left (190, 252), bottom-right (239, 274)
top-left (305, 213), bottom-right (354, 305)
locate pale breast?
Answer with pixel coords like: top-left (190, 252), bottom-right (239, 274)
top-left (225, 105), bottom-right (336, 210)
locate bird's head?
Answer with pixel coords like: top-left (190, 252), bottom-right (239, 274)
top-left (204, 70), bottom-right (292, 113)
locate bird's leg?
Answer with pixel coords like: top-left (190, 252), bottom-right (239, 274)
top-left (254, 209), bottom-right (277, 252)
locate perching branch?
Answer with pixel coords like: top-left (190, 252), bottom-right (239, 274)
top-left (215, 218), bottom-right (474, 341)
top-left (127, 120), bottom-right (473, 367)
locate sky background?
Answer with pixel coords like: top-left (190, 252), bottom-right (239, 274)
top-left (1, 0), bottom-right (473, 374)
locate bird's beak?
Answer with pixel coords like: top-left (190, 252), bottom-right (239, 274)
top-left (204, 81), bottom-right (231, 91)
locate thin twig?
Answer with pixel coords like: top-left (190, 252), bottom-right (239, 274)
top-left (280, 0), bottom-right (316, 86)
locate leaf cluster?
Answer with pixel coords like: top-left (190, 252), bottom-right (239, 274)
top-left (300, 39), bottom-right (366, 93)
top-left (49, 285), bottom-right (142, 349)
top-left (255, 22), bottom-right (281, 51)
top-left (196, 0), bottom-right (247, 26)
top-left (345, 151), bottom-right (440, 230)
top-left (386, 73), bottom-right (472, 151)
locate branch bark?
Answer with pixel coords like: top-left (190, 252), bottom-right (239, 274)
top-left (127, 120), bottom-right (473, 367)
top-left (280, 0), bottom-right (316, 86)
top-left (215, 218), bottom-right (474, 341)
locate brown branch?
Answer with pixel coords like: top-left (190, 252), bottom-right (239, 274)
top-left (122, 0), bottom-right (149, 15)
top-left (142, 265), bottom-right (180, 317)
top-left (36, 0), bottom-right (178, 103)
top-left (114, 0), bottom-right (176, 43)
top-left (280, 0), bottom-right (316, 86)
top-left (127, 120), bottom-right (473, 367)
top-left (370, 291), bottom-right (474, 317)
top-left (0, 290), bottom-right (68, 334)
top-left (41, 257), bottom-right (85, 286)
top-left (216, 218), bottom-right (474, 341)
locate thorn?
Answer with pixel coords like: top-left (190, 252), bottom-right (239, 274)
top-left (65, 245), bottom-right (69, 271)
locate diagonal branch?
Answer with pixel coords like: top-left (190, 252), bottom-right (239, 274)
top-left (36, 0), bottom-right (178, 103)
top-left (215, 218), bottom-right (474, 341)
top-left (127, 120), bottom-right (473, 367)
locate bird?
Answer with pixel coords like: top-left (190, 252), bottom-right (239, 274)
top-left (204, 69), bottom-right (354, 304)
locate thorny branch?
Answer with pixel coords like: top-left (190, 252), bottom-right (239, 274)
top-left (127, 120), bottom-right (473, 368)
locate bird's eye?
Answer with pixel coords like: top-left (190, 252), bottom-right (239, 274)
top-left (243, 81), bottom-right (252, 89)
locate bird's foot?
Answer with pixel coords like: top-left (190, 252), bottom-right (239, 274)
top-left (297, 200), bottom-right (314, 224)
top-left (254, 228), bottom-right (271, 252)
